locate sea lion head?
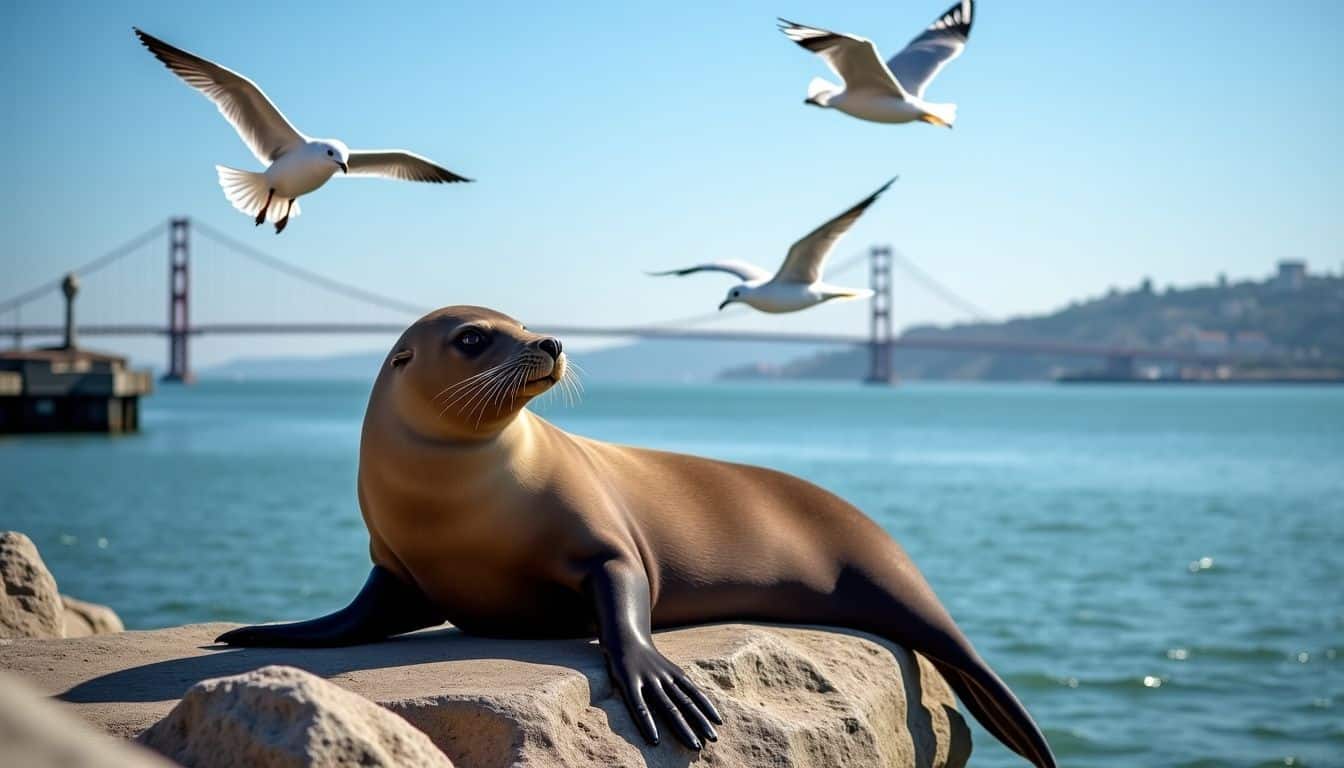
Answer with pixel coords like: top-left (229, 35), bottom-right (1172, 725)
top-left (379, 305), bottom-right (566, 439)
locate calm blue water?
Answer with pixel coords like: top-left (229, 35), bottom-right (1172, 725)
top-left (2, 380), bottom-right (1341, 767)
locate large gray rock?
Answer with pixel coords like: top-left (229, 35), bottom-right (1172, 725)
top-left (137, 664), bottom-right (453, 768)
top-left (0, 531), bottom-right (125, 640)
top-left (0, 670), bottom-right (174, 768)
top-left (1, 622), bottom-right (971, 768)
top-left (0, 531), bottom-right (63, 639)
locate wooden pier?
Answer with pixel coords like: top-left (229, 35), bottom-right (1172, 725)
top-left (0, 275), bottom-right (152, 434)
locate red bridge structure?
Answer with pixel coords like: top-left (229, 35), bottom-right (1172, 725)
top-left (1, 218), bottom-right (1265, 385)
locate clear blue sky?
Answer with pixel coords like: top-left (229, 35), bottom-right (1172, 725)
top-left (2, 1), bottom-right (1341, 367)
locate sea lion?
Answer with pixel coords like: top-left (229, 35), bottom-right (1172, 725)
top-left (219, 305), bottom-right (1056, 767)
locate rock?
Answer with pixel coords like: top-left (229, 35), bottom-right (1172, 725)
top-left (137, 664), bottom-right (453, 768)
top-left (1, 621), bottom-right (972, 768)
top-left (0, 530), bottom-right (125, 640)
top-left (0, 670), bottom-right (175, 768)
top-left (0, 531), bottom-right (63, 639)
top-left (62, 594), bottom-right (126, 638)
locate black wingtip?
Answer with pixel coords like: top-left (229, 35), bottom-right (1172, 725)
top-left (872, 176), bottom-right (899, 199)
top-left (931, 0), bottom-right (974, 39)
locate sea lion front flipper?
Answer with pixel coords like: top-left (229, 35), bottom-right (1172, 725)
top-left (215, 566), bottom-right (445, 647)
top-left (583, 558), bottom-right (722, 750)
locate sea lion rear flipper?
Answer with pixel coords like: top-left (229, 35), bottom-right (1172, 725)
top-left (215, 566), bottom-right (445, 647)
top-left (929, 655), bottom-right (1057, 768)
top-left (835, 565), bottom-right (1057, 767)
top-left (583, 558), bottom-right (722, 750)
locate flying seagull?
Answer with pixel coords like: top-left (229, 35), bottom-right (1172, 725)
top-left (779, 0), bottom-right (973, 128)
top-left (133, 28), bottom-right (471, 233)
top-left (651, 178), bottom-right (895, 314)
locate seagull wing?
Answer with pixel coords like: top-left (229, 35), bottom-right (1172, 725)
top-left (648, 260), bottom-right (771, 282)
top-left (886, 0), bottom-right (973, 98)
top-left (345, 150), bottom-right (472, 183)
top-left (778, 19), bottom-right (907, 98)
top-left (776, 177), bottom-right (897, 284)
top-left (134, 28), bottom-right (304, 165)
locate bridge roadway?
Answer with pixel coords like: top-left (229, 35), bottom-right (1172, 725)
top-left (5, 322), bottom-right (1252, 367)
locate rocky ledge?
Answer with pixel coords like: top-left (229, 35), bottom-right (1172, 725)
top-left (1, 619), bottom-right (971, 767)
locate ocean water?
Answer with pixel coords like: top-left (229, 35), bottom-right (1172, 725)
top-left (2, 380), bottom-right (1341, 767)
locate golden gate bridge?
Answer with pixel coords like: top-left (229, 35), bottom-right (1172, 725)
top-left (1, 218), bottom-right (1254, 384)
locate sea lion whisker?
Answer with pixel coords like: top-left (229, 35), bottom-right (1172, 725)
top-left (506, 366), bottom-right (524, 410)
top-left (562, 360), bottom-right (587, 395)
top-left (544, 366), bottom-right (569, 409)
top-left (564, 361), bottom-right (585, 398)
top-left (473, 362), bottom-right (527, 429)
top-left (436, 364), bottom-right (505, 398)
top-left (542, 359), bottom-right (580, 409)
top-left (445, 359), bottom-right (517, 392)
top-left (440, 378), bottom-right (490, 415)
top-left (491, 363), bottom-right (526, 411)
top-left (464, 359), bottom-right (528, 424)
top-left (499, 364), bottom-right (531, 418)
top-left (564, 374), bottom-right (581, 408)
top-left (442, 374), bottom-right (500, 419)
top-left (434, 361), bottom-right (515, 401)
top-left (443, 361), bottom-right (520, 412)
top-left (440, 378), bottom-right (491, 418)
top-left (435, 373), bottom-right (505, 408)
top-left (459, 362), bottom-right (518, 420)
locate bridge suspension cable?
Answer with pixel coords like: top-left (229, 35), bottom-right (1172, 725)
top-left (890, 251), bottom-right (993, 321)
top-left (193, 221), bottom-right (428, 317)
top-left (0, 222), bottom-right (166, 315)
top-left (197, 221), bottom-right (744, 331)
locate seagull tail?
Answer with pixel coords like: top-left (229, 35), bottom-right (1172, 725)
top-left (215, 166), bottom-right (300, 223)
top-left (919, 102), bottom-right (958, 129)
top-left (806, 77), bottom-right (839, 106)
top-left (827, 287), bottom-right (875, 302)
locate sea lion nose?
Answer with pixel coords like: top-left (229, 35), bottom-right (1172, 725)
top-left (538, 337), bottom-right (563, 360)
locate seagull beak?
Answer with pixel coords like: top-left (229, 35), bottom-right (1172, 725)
top-left (718, 300), bottom-right (731, 311)
top-left (337, 161), bottom-right (348, 174)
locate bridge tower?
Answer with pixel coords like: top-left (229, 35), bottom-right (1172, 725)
top-left (162, 218), bottom-right (194, 383)
top-left (865, 245), bottom-right (895, 385)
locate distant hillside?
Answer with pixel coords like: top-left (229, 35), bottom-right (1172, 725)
top-left (202, 339), bottom-right (822, 383)
top-left (722, 266), bottom-right (1344, 381)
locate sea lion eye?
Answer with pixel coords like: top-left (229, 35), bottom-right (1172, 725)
top-left (453, 328), bottom-right (489, 355)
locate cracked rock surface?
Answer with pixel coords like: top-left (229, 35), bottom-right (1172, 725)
top-left (1, 621), bottom-right (970, 767)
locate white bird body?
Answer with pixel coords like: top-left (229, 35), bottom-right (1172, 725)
top-left (732, 281), bottom-right (872, 314)
top-left (781, 0), bottom-right (973, 129)
top-left (815, 85), bottom-right (953, 125)
top-left (134, 28), bottom-right (471, 233)
top-left (265, 141), bottom-right (344, 198)
top-left (651, 179), bottom-right (894, 315)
